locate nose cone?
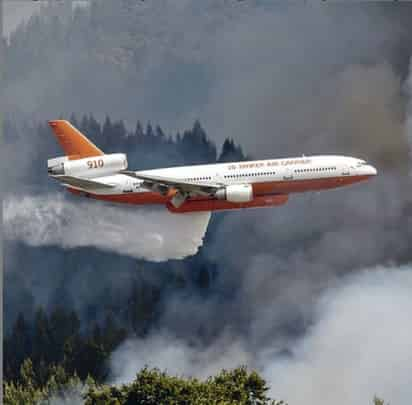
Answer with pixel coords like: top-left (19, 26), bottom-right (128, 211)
top-left (366, 165), bottom-right (377, 176)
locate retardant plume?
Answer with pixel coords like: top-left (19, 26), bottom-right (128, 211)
top-left (3, 193), bottom-right (210, 262)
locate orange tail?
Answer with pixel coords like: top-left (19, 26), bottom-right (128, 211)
top-left (48, 120), bottom-right (104, 160)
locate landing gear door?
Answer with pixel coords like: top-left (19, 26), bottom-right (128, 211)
top-left (214, 172), bottom-right (224, 184)
top-left (122, 177), bottom-right (133, 193)
top-left (283, 167), bottom-right (294, 180)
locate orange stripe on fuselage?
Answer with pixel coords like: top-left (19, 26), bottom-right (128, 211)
top-left (252, 174), bottom-right (372, 195)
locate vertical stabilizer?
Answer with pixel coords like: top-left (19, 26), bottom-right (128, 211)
top-left (48, 120), bottom-right (104, 160)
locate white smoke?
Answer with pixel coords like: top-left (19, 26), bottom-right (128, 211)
top-left (108, 265), bottom-right (412, 405)
top-left (40, 390), bottom-right (84, 405)
top-left (266, 266), bottom-right (412, 405)
top-left (3, 193), bottom-right (210, 262)
top-left (109, 334), bottom-right (253, 385)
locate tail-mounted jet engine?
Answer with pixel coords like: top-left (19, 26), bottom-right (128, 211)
top-left (48, 153), bottom-right (128, 178)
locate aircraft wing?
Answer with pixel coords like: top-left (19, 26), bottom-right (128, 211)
top-left (50, 175), bottom-right (115, 191)
top-left (120, 170), bottom-right (222, 200)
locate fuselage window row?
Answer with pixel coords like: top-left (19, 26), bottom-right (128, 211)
top-left (223, 171), bottom-right (277, 179)
top-left (295, 167), bottom-right (337, 173)
top-left (184, 167), bottom-right (339, 182)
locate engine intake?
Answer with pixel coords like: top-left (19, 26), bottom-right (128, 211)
top-left (215, 184), bottom-right (253, 203)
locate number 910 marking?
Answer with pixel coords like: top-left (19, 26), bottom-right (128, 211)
top-left (87, 159), bottom-right (104, 169)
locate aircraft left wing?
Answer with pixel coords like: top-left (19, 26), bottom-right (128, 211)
top-left (120, 170), bottom-right (222, 207)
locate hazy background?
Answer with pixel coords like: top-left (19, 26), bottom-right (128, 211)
top-left (3, 1), bottom-right (412, 404)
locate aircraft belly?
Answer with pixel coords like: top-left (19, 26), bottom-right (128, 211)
top-left (167, 194), bottom-right (289, 213)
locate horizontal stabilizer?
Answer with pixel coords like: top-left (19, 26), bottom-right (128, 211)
top-left (50, 175), bottom-right (115, 191)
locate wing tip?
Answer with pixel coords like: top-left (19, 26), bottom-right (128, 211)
top-left (48, 119), bottom-right (68, 127)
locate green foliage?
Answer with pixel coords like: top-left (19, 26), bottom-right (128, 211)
top-left (85, 366), bottom-right (284, 405)
top-left (3, 360), bottom-right (388, 405)
top-left (5, 358), bottom-right (289, 404)
top-left (3, 358), bottom-right (87, 405)
top-left (373, 397), bottom-right (389, 405)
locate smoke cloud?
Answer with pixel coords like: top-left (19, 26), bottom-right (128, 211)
top-left (3, 193), bottom-right (210, 262)
top-left (109, 265), bottom-right (412, 405)
top-left (109, 334), bottom-right (253, 385)
top-left (266, 265), bottom-right (412, 405)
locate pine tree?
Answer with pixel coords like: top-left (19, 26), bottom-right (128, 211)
top-left (112, 119), bottom-right (127, 140)
top-left (134, 120), bottom-right (144, 137)
top-left (69, 113), bottom-right (79, 129)
top-left (102, 115), bottom-right (113, 147)
top-left (102, 312), bottom-right (127, 351)
top-left (88, 114), bottom-right (102, 140)
top-left (6, 313), bottom-right (31, 381)
top-left (80, 114), bottom-right (90, 134)
top-left (33, 308), bottom-right (52, 366)
top-left (49, 307), bottom-right (80, 364)
top-left (155, 125), bottom-right (165, 139)
top-left (218, 138), bottom-right (245, 162)
top-left (146, 122), bottom-right (154, 138)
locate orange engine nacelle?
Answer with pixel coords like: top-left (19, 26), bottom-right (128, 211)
top-left (167, 194), bottom-right (289, 213)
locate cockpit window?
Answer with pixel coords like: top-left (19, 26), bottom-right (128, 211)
top-left (356, 160), bottom-right (367, 167)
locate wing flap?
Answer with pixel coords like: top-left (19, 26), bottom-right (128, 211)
top-left (51, 175), bottom-right (115, 191)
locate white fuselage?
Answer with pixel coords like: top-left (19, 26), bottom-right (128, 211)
top-left (89, 155), bottom-right (377, 196)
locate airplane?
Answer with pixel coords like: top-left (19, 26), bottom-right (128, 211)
top-left (47, 120), bottom-right (377, 213)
